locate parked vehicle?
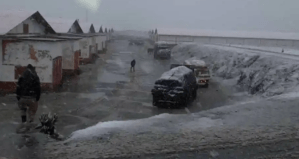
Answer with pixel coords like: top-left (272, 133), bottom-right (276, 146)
top-left (129, 39), bottom-right (144, 46)
top-left (156, 49), bottom-right (171, 59)
top-left (183, 58), bottom-right (211, 87)
top-left (153, 41), bottom-right (176, 59)
top-left (151, 66), bottom-right (198, 108)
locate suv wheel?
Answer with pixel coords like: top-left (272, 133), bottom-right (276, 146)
top-left (180, 95), bottom-right (188, 107)
top-left (153, 97), bottom-right (158, 107)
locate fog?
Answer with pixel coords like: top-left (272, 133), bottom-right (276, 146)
top-left (0, 0), bottom-right (299, 32)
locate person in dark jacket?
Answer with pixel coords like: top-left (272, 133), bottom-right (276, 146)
top-left (16, 64), bottom-right (41, 132)
top-left (130, 59), bottom-right (136, 72)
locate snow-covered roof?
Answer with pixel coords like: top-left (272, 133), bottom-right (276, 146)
top-left (0, 10), bottom-right (37, 34)
top-left (184, 58), bottom-right (206, 67)
top-left (159, 66), bottom-right (192, 82)
top-left (158, 28), bottom-right (299, 41)
top-left (44, 17), bottom-right (76, 33)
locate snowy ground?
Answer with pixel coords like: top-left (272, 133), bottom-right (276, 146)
top-left (41, 41), bottom-right (299, 158)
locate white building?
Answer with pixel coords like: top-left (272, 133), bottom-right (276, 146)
top-left (43, 18), bottom-right (84, 74)
top-left (156, 28), bottom-right (299, 48)
top-left (0, 10), bottom-right (60, 93)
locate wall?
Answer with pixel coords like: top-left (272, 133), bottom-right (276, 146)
top-left (95, 36), bottom-right (102, 51)
top-left (61, 41), bottom-right (74, 70)
top-left (244, 38), bottom-right (261, 46)
top-left (0, 38), bottom-right (15, 82)
top-left (8, 18), bottom-right (46, 34)
top-left (210, 37), bottom-right (227, 44)
top-left (3, 40), bottom-right (62, 83)
top-left (74, 50), bottom-right (80, 70)
top-left (91, 36), bottom-right (96, 54)
top-left (0, 65), bottom-right (14, 82)
top-left (158, 35), bottom-right (176, 42)
top-left (276, 40), bottom-right (294, 47)
top-left (177, 36), bottom-right (193, 42)
top-left (79, 38), bottom-right (89, 58)
top-left (102, 35), bottom-right (106, 49)
top-left (260, 39), bottom-right (278, 47)
top-left (193, 37), bottom-right (210, 44)
top-left (158, 34), bottom-right (299, 48)
top-left (73, 40), bottom-right (80, 51)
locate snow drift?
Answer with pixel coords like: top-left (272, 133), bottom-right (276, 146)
top-left (172, 43), bottom-right (299, 97)
top-left (68, 113), bottom-right (222, 141)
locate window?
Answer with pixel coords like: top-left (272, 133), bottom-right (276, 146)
top-left (23, 24), bottom-right (29, 33)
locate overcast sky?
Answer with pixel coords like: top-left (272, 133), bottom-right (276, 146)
top-left (0, 0), bottom-right (298, 32)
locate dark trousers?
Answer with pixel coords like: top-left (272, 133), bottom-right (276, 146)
top-left (18, 96), bottom-right (38, 122)
top-left (130, 66), bottom-right (135, 72)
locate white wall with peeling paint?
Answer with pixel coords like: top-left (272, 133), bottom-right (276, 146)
top-left (79, 38), bottom-right (89, 58)
top-left (61, 41), bottom-right (74, 70)
top-left (73, 40), bottom-right (80, 51)
top-left (3, 41), bottom-right (62, 83)
top-left (0, 38), bottom-right (15, 82)
top-left (95, 36), bottom-right (102, 51)
top-left (0, 65), bottom-right (14, 82)
top-left (8, 18), bottom-right (46, 34)
top-left (91, 36), bottom-right (96, 53)
top-left (100, 35), bottom-right (106, 49)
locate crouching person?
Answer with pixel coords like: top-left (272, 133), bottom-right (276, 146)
top-left (16, 64), bottom-right (41, 133)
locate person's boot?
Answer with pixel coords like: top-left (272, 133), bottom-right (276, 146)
top-left (16, 116), bottom-right (28, 133)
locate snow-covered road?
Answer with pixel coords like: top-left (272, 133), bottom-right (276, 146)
top-left (43, 38), bottom-right (299, 158)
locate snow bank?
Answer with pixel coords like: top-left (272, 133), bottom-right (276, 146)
top-left (159, 66), bottom-right (192, 82)
top-left (172, 43), bottom-right (299, 97)
top-left (68, 113), bottom-right (223, 141)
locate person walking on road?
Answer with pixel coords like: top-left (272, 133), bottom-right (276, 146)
top-left (16, 64), bottom-right (41, 133)
top-left (131, 59), bottom-right (136, 72)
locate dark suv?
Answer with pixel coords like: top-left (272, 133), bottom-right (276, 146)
top-left (151, 66), bottom-right (198, 108)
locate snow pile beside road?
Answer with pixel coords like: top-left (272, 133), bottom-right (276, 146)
top-left (172, 43), bottom-right (299, 97)
top-left (68, 113), bottom-right (223, 141)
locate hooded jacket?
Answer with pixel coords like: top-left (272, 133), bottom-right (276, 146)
top-left (16, 68), bottom-right (41, 101)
